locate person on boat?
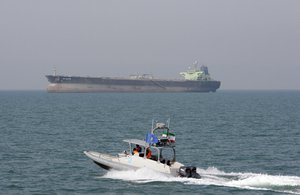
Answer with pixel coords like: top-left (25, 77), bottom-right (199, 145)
top-left (136, 144), bottom-right (142, 153)
top-left (132, 148), bottom-right (139, 155)
top-left (146, 148), bottom-right (152, 159)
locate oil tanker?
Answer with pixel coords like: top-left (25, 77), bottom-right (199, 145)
top-left (46, 62), bottom-right (221, 93)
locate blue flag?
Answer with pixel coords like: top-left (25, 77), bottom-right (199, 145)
top-left (146, 131), bottom-right (158, 144)
top-left (151, 134), bottom-right (158, 144)
top-left (145, 131), bottom-right (151, 144)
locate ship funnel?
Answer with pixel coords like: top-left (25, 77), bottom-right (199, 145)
top-left (200, 66), bottom-right (209, 75)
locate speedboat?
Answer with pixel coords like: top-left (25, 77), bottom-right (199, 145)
top-left (84, 120), bottom-right (200, 178)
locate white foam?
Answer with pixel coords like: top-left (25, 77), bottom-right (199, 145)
top-left (100, 167), bottom-right (300, 194)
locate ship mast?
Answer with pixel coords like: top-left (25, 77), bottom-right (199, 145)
top-left (53, 66), bottom-right (57, 76)
top-left (193, 61), bottom-right (198, 71)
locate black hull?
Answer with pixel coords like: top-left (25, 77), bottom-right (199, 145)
top-left (46, 75), bottom-right (221, 93)
top-left (93, 161), bottom-right (111, 170)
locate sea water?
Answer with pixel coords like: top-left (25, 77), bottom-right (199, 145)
top-left (0, 90), bottom-right (300, 194)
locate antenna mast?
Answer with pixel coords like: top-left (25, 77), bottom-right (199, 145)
top-left (53, 66), bottom-right (57, 76)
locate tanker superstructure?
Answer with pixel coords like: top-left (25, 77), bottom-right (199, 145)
top-left (46, 62), bottom-right (221, 93)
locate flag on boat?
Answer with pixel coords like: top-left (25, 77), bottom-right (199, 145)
top-left (145, 131), bottom-right (158, 144)
top-left (162, 132), bottom-right (176, 143)
top-left (168, 133), bottom-right (176, 142)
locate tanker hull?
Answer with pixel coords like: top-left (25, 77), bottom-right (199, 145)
top-left (46, 75), bottom-right (221, 93)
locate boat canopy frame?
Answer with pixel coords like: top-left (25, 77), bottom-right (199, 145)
top-left (123, 138), bottom-right (176, 163)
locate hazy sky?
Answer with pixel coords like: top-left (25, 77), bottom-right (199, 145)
top-left (1, 0), bottom-right (299, 90)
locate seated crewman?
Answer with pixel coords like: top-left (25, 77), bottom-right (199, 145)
top-left (146, 148), bottom-right (152, 159)
top-left (133, 148), bottom-right (139, 155)
top-left (136, 144), bottom-right (142, 153)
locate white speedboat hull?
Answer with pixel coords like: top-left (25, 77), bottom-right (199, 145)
top-left (84, 151), bottom-right (184, 177)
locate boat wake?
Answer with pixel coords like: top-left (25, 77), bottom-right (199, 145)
top-left (101, 167), bottom-right (300, 194)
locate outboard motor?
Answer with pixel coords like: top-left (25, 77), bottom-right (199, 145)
top-left (179, 166), bottom-right (201, 179)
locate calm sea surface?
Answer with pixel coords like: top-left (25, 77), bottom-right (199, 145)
top-left (1, 90), bottom-right (300, 194)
